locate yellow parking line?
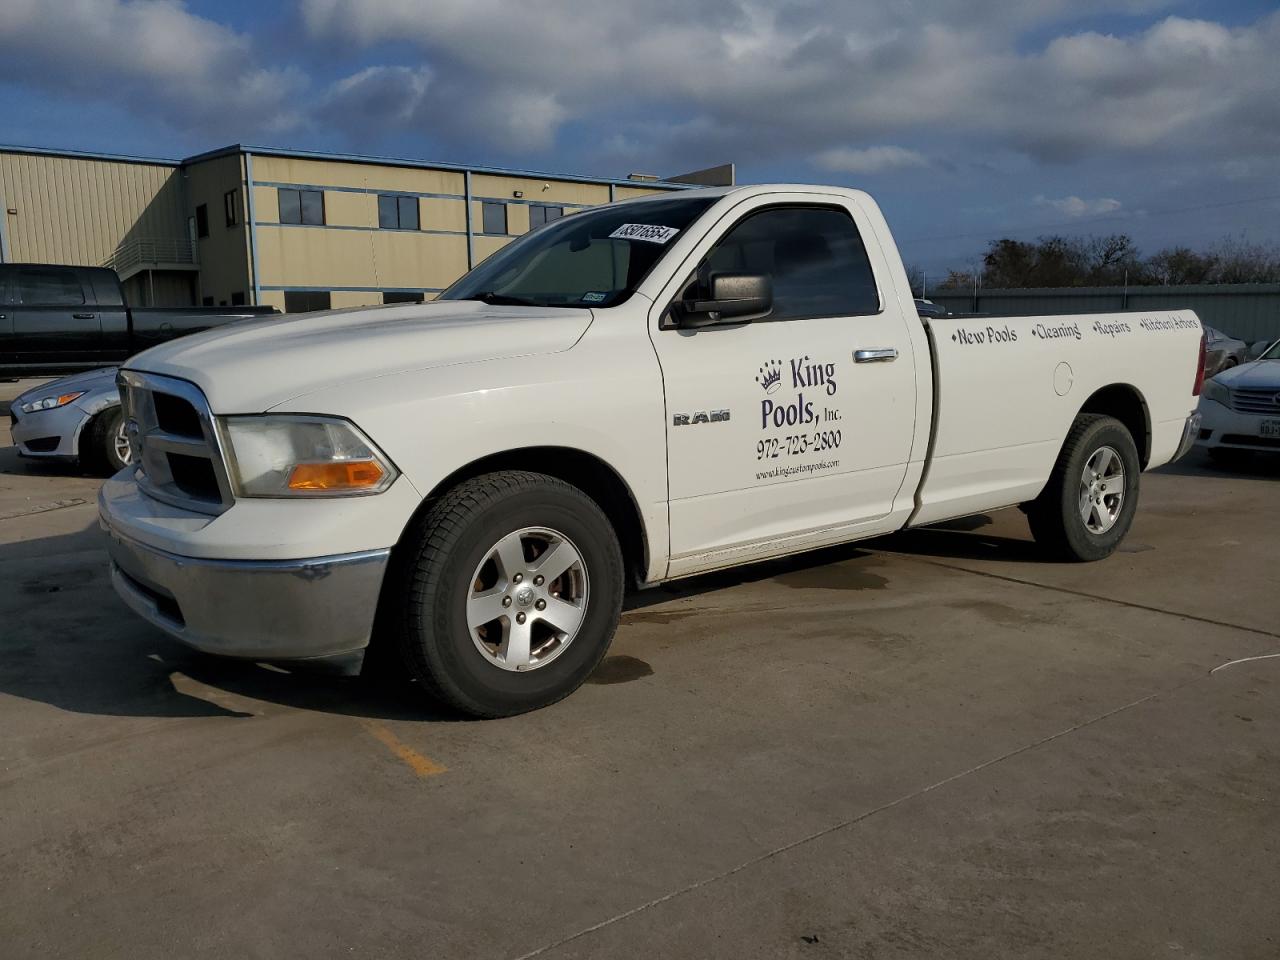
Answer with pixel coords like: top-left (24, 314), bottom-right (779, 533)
top-left (359, 719), bottom-right (447, 778)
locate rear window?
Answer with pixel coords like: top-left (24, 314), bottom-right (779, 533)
top-left (15, 267), bottom-right (85, 305)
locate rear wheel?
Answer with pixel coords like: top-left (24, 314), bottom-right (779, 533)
top-left (390, 471), bottom-right (624, 717)
top-left (81, 406), bottom-right (130, 476)
top-left (1026, 414), bottom-right (1140, 562)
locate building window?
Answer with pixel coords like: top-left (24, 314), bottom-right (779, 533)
top-left (224, 190), bottom-right (238, 227)
top-left (195, 203), bottom-right (209, 238)
top-left (202, 296), bottom-right (214, 306)
top-left (383, 291), bottom-right (425, 304)
top-left (378, 195), bottom-right (420, 231)
top-left (529, 205), bottom-right (564, 229)
top-left (482, 201), bottom-right (507, 235)
top-left (230, 291), bottom-right (246, 306)
top-left (283, 290), bottom-right (332, 313)
top-left (279, 188), bottom-right (325, 225)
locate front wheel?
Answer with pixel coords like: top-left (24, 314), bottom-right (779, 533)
top-left (1026, 414), bottom-right (1140, 562)
top-left (391, 471), bottom-right (624, 717)
top-left (81, 406), bottom-right (131, 476)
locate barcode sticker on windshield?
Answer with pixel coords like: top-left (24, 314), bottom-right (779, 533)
top-left (609, 223), bottom-right (680, 244)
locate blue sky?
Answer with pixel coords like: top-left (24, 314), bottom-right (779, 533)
top-left (3, 0), bottom-right (1279, 277)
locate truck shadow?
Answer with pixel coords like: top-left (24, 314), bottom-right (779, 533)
top-left (1153, 449), bottom-right (1278, 481)
top-left (0, 512), bottom-right (1038, 724)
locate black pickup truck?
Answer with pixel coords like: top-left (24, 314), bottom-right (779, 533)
top-left (1, 263), bottom-right (276, 376)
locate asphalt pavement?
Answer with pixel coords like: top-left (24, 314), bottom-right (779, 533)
top-left (1, 378), bottom-right (1277, 959)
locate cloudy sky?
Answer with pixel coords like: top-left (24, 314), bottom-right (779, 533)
top-left (2, 0), bottom-right (1278, 276)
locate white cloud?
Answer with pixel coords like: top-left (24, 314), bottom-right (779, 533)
top-left (292, 1), bottom-right (1280, 169)
top-left (4, 0), bottom-right (1280, 192)
top-left (317, 66), bottom-right (434, 137)
top-left (1036, 195), bottom-right (1124, 218)
top-left (0, 0), bottom-right (305, 136)
top-left (813, 146), bottom-right (928, 175)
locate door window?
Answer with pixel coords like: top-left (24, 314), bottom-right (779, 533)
top-left (691, 206), bottom-right (879, 321)
top-left (15, 268), bottom-right (84, 305)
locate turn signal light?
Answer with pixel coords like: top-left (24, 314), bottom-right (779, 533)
top-left (287, 460), bottom-right (386, 491)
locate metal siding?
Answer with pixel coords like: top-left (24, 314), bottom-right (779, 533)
top-left (0, 150), bottom-right (185, 266)
top-left (929, 284), bottom-right (1280, 343)
top-left (183, 152), bottom-right (253, 305)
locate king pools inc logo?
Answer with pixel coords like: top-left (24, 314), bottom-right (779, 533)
top-left (756, 360), bottom-right (782, 394)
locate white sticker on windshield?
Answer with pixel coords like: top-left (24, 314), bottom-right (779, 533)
top-left (609, 223), bottom-right (680, 244)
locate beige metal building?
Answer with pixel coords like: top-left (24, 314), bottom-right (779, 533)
top-left (0, 144), bottom-right (724, 311)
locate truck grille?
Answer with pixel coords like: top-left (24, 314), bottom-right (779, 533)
top-left (117, 370), bottom-right (233, 515)
top-left (1229, 388), bottom-right (1280, 415)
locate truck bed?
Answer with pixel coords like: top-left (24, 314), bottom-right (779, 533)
top-left (911, 309), bottom-right (1202, 526)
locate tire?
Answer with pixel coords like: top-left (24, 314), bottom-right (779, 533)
top-left (1026, 414), bottom-right (1140, 562)
top-left (81, 406), bottom-right (130, 476)
top-left (389, 471), bottom-right (624, 717)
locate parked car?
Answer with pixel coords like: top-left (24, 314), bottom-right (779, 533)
top-left (9, 367), bottom-right (129, 474)
top-left (915, 298), bottom-right (947, 318)
top-left (1197, 338), bottom-right (1280, 461)
top-left (1203, 325), bottom-right (1247, 378)
top-left (0, 263), bottom-right (276, 376)
top-left (99, 184), bottom-right (1204, 717)
top-left (1245, 339), bottom-right (1276, 362)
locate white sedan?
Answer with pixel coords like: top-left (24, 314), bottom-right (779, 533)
top-left (1197, 339), bottom-right (1280, 460)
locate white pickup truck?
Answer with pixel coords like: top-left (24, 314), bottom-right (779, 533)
top-left (99, 185), bottom-right (1206, 716)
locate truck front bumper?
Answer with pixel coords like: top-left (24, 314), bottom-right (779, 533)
top-left (102, 522), bottom-right (390, 660)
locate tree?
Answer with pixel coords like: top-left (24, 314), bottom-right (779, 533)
top-left (904, 264), bottom-right (925, 298)
top-left (938, 269), bottom-right (978, 290)
top-left (940, 232), bottom-right (1280, 288)
top-left (1209, 236), bottom-right (1280, 284)
top-left (1146, 247), bottom-right (1217, 285)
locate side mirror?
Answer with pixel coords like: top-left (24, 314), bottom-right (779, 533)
top-left (676, 273), bottom-right (772, 328)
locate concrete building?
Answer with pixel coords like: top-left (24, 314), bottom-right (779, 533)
top-left (0, 144), bottom-right (724, 312)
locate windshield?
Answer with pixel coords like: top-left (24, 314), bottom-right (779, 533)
top-left (1262, 339), bottom-right (1280, 361)
top-left (439, 194), bottom-right (718, 308)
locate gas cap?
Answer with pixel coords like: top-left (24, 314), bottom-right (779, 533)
top-left (1054, 361), bottom-right (1074, 397)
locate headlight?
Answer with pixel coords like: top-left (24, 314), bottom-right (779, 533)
top-left (219, 415), bottom-right (398, 497)
top-left (1201, 380), bottom-right (1231, 407)
top-left (20, 391), bottom-right (85, 414)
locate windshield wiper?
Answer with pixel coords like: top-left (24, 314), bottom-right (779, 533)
top-left (461, 291), bottom-right (541, 307)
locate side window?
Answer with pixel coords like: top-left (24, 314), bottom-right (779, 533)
top-left (378, 195), bottom-right (419, 230)
top-left (693, 206), bottom-right (879, 321)
top-left (15, 267), bottom-right (85, 305)
top-left (195, 203), bottom-right (210, 239)
top-left (482, 201), bottom-right (508, 235)
top-left (283, 290), bottom-right (331, 313)
top-left (280, 189), bottom-right (325, 225)
top-left (529, 205), bottom-right (564, 229)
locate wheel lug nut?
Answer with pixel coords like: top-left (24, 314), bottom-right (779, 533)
top-left (516, 612), bottom-right (527, 624)
top-left (535, 599), bottom-right (546, 611)
top-left (534, 575), bottom-right (544, 586)
top-left (513, 573), bottom-right (523, 584)
top-left (502, 596), bottom-right (512, 607)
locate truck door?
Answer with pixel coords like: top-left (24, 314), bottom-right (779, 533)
top-left (649, 198), bottom-right (918, 570)
top-left (85, 268), bottom-right (132, 361)
top-left (10, 265), bottom-right (101, 366)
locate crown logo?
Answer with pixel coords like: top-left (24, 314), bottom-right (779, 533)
top-left (756, 360), bottom-right (782, 394)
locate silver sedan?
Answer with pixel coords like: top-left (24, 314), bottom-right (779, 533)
top-left (9, 368), bottom-right (130, 475)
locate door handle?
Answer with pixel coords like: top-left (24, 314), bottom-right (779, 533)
top-left (73, 313), bottom-right (95, 320)
top-left (854, 348), bottom-right (898, 363)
